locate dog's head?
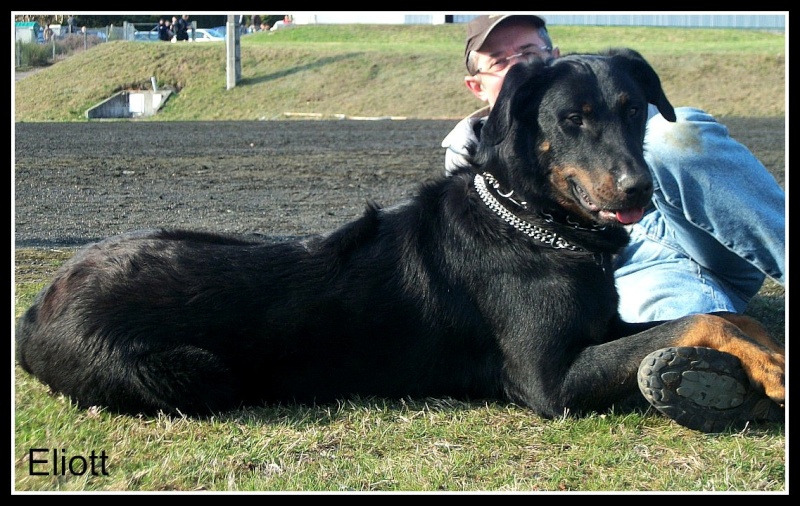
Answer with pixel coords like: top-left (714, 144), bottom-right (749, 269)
top-left (475, 48), bottom-right (676, 227)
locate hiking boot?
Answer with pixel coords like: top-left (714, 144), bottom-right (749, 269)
top-left (637, 346), bottom-right (784, 433)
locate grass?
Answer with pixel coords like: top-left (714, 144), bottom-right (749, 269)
top-left (12, 365), bottom-right (787, 492)
top-left (13, 24), bottom-right (786, 493)
top-left (14, 24), bottom-right (786, 121)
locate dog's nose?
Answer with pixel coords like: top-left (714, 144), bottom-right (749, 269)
top-left (617, 170), bottom-right (653, 202)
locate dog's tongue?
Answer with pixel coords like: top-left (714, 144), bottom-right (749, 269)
top-left (615, 207), bottom-right (645, 225)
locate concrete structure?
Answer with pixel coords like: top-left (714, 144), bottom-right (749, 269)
top-left (86, 89), bottom-right (173, 119)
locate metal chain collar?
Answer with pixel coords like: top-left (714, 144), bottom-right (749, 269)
top-left (473, 173), bottom-right (586, 252)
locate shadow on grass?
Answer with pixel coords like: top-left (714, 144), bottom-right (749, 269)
top-left (239, 53), bottom-right (363, 86)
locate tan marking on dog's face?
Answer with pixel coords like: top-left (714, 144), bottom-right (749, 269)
top-left (548, 163), bottom-right (619, 220)
top-left (675, 314), bottom-right (785, 404)
top-left (538, 140), bottom-right (551, 153)
top-left (548, 165), bottom-right (584, 217)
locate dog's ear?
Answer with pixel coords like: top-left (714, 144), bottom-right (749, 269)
top-left (601, 48), bottom-right (676, 122)
top-left (481, 59), bottom-right (550, 146)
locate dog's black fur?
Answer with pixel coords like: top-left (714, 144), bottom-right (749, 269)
top-left (16, 49), bottom-right (784, 422)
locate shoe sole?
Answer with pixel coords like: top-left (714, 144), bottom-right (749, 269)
top-left (638, 346), bottom-right (783, 433)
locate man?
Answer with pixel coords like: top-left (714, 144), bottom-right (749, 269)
top-left (442, 15), bottom-right (786, 323)
top-left (175, 14), bottom-right (190, 42)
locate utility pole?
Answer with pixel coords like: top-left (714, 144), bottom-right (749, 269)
top-left (226, 15), bottom-right (241, 90)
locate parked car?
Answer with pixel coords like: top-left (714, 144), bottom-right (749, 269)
top-left (192, 28), bottom-right (224, 42)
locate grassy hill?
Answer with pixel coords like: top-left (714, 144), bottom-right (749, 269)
top-left (13, 24), bottom-right (785, 122)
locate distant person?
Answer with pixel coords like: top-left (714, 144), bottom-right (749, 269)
top-left (174, 14), bottom-right (190, 41)
top-left (171, 16), bottom-right (180, 41)
top-left (158, 19), bottom-right (170, 42)
top-left (67, 15), bottom-right (78, 34)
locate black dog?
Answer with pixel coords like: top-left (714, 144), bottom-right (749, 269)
top-left (15, 49), bottom-right (784, 432)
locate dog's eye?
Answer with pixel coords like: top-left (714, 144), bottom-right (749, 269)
top-left (568, 114), bottom-right (583, 126)
top-left (628, 106), bottom-right (640, 117)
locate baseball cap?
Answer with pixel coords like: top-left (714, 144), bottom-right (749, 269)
top-left (464, 15), bottom-right (547, 71)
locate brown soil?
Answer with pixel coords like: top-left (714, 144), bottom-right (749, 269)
top-left (14, 120), bottom-right (454, 247)
top-left (14, 118), bottom-right (784, 249)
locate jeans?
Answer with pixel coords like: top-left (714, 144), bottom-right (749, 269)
top-left (614, 107), bottom-right (786, 322)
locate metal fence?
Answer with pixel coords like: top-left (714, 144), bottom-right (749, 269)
top-left (14, 28), bottom-right (111, 68)
top-left (14, 21), bottom-right (201, 68)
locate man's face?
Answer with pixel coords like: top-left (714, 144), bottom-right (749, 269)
top-left (465, 20), bottom-right (559, 108)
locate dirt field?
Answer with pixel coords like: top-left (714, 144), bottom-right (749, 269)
top-left (13, 118), bottom-right (785, 249)
top-left (14, 120), bottom-right (454, 247)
